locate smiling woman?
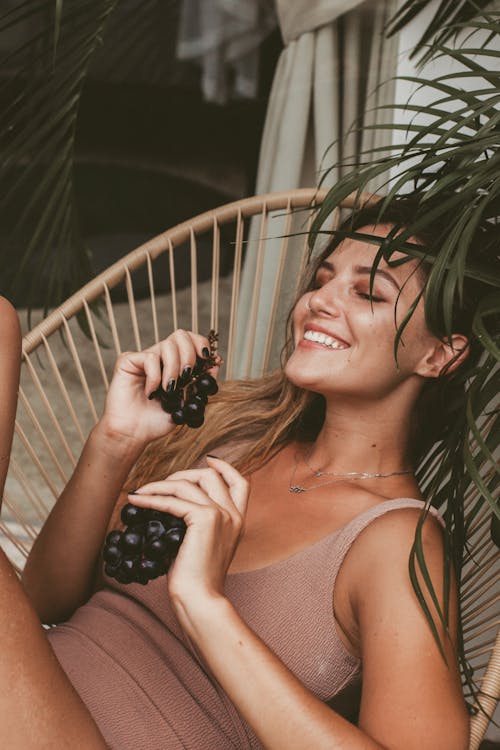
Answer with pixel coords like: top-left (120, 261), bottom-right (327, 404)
top-left (4, 196), bottom-right (490, 749)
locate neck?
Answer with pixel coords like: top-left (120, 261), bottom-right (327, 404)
top-left (305, 393), bottom-right (414, 476)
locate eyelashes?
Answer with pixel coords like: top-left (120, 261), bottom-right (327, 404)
top-left (356, 292), bottom-right (385, 303)
top-left (309, 283), bottom-right (385, 303)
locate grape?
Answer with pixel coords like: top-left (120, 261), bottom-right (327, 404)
top-left (165, 525), bottom-right (186, 549)
top-left (185, 413), bottom-right (204, 429)
top-left (191, 393), bottom-right (208, 406)
top-left (146, 537), bottom-right (169, 559)
top-left (121, 558), bottom-right (137, 576)
top-left (121, 530), bottom-right (143, 555)
top-left (160, 391), bottom-right (182, 412)
top-left (102, 503), bottom-right (187, 586)
top-left (104, 562), bottom-right (120, 577)
top-left (171, 407), bottom-right (186, 426)
top-left (145, 519), bottom-right (167, 540)
top-left (149, 509), bottom-right (165, 521)
top-left (103, 545), bottom-right (122, 565)
top-left (183, 402), bottom-right (204, 428)
top-left (196, 374), bottom-right (218, 396)
top-left (121, 503), bottom-right (145, 526)
top-left (141, 558), bottom-right (166, 579)
top-left (105, 530), bottom-right (122, 547)
top-left (184, 401), bottom-right (203, 418)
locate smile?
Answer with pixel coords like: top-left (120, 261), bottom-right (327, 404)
top-left (302, 330), bottom-right (350, 350)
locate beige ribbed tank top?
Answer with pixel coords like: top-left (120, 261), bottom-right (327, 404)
top-left (48, 497), bottom-right (440, 750)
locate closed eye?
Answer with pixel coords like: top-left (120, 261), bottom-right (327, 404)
top-left (357, 292), bottom-right (385, 303)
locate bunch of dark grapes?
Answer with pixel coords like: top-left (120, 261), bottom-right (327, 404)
top-left (103, 502), bottom-right (187, 585)
top-left (149, 330), bottom-right (219, 428)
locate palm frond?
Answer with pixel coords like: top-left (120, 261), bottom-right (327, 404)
top-left (0, 0), bottom-right (184, 314)
top-left (386, 0), bottom-right (496, 62)
top-left (0, 0), bottom-right (120, 313)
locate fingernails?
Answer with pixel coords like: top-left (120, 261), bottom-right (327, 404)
top-left (128, 490), bottom-right (138, 495)
top-left (180, 366), bottom-right (192, 384)
top-left (166, 379), bottom-right (176, 393)
top-left (202, 347), bottom-right (210, 358)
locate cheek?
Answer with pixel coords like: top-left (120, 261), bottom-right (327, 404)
top-left (291, 298), bottom-right (307, 336)
top-left (357, 310), bottom-right (393, 348)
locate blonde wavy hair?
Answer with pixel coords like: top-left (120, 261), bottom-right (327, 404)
top-left (126, 370), bottom-right (317, 489)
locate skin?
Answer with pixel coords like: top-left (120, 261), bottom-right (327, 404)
top-left (0, 297), bottom-right (21, 505)
top-left (0, 299), bottom-right (107, 749)
top-left (16, 228), bottom-right (470, 748)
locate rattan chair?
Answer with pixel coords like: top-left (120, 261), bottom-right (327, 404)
top-left (0, 189), bottom-right (498, 748)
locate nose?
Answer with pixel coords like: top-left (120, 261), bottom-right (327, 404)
top-left (308, 279), bottom-right (341, 318)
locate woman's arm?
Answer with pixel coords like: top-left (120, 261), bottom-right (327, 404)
top-left (0, 297), bottom-right (21, 508)
top-left (134, 463), bottom-right (469, 750)
top-left (177, 597), bottom-right (386, 750)
top-left (22, 330), bottom-right (217, 623)
top-left (22, 423), bottom-right (146, 623)
top-left (346, 508), bottom-right (469, 750)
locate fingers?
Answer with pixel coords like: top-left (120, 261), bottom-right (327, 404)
top-left (205, 456), bottom-right (249, 516)
top-left (113, 350), bottom-right (162, 398)
top-left (160, 466), bottom-right (236, 515)
top-left (161, 458), bottom-right (249, 518)
top-left (129, 459), bottom-right (249, 523)
top-left (149, 330), bottom-right (217, 392)
top-left (142, 351), bottom-right (164, 397)
top-left (129, 479), bottom-right (240, 539)
top-left (131, 478), bottom-right (211, 508)
top-left (158, 337), bottom-right (180, 391)
top-left (114, 329), bottom-right (218, 399)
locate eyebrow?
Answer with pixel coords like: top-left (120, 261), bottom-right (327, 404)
top-left (318, 261), bottom-right (401, 292)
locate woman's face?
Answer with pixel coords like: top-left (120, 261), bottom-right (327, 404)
top-left (285, 224), bottom-right (438, 401)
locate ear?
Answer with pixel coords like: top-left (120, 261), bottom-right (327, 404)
top-left (415, 334), bottom-right (469, 378)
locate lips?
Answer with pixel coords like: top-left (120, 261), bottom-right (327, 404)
top-left (302, 324), bottom-right (350, 349)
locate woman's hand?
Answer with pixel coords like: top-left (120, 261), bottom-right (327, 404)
top-left (100, 329), bottom-right (219, 447)
top-left (129, 456), bottom-right (249, 603)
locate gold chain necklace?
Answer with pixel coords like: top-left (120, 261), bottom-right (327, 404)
top-left (289, 451), bottom-right (413, 494)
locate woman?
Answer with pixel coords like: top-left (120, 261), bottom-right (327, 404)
top-left (4, 200), bottom-right (473, 749)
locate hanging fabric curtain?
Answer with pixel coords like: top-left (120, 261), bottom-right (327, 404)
top-left (176, 0), bottom-right (277, 104)
top-left (234, 0), bottom-right (399, 377)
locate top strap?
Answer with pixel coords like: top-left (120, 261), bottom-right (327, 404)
top-left (326, 497), bottom-right (444, 594)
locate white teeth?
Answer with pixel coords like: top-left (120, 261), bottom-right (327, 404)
top-left (303, 330), bottom-right (348, 349)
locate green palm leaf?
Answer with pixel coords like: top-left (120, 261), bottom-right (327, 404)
top-left (0, 0), bottom-right (178, 314)
top-left (0, 0), bottom-right (119, 313)
top-left (386, 0), bottom-right (496, 62)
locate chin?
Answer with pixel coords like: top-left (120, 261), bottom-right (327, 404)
top-left (284, 357), bottom-right (325, 393)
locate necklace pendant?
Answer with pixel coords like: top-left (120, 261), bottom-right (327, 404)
top-left (289, 485), bottom-right (306, 493)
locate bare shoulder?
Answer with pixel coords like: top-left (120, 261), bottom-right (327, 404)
top-left (343, 504), bottom-right (446, 611)
top-left (353, 504), bottom-right (443, 559)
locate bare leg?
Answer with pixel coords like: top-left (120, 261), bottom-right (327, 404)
top-left (0, 548), bottom-right (108, 749)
